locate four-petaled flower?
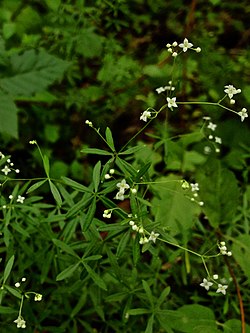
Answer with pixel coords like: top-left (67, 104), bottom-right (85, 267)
top-left (216, 284), bottom-right (228, 295)
top-left (34, 293), bottom-right (43, 301)
top-left (140, 110), bottom-right (151, 122)
top-left (190, 183), bottom-right (199, 192)
top-left (117, 179), bottom-right (130, 193)
top-left (179, 38), bottom-right (193, 52)
top-left (200, 278), bottom-right (213, 291)
top-left (1, 165), bottom-right (11, 175)
top-left (148, 231), bottom-right (160, 243)
top-left (207, 122), bottom-right (217, 131)
top-left (224, 85), bottom-right (241, 99)
top-left (17, 195), bottom-right (25, 204)
top-left (14, 316), bottom-right (26, 329)
top-left (238, 108), bottom-right (248, 122)
top-left (167, 97), bottom-right (178, 110)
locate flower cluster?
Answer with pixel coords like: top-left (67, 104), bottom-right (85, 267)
top-left (2, 194), bottom-right (25, 209)
top-left (1, 152), bottom-right (20, 176)
top-left (188, 182), bottom-right (204, 206)
top-left (115, 179), bottom-right (130, 200)
top-left (104, 168), bottom-right (115, 180)
top-left (203, 117), bottom-right (222, 154)
top-left (166, 38), bottom-right (201, 57)
top-left (129, 220), bottom-right (160, 245)
top-left (156, 81), bottom-right (175, 94)
top-left (223, 85), bottom-right (248, 122)
top-left (85, 119), bottom-right (93, 127)
top-left (103, 209), bottom-right (112, 218)
top-left (218, 241), bottom-right (232, 256)
top-left (200, 277), bottom-right (228, 295)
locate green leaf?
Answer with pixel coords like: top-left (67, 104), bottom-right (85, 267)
top-left (105, 127), bottom-right (115, 151)
top-left (0, 95), bottom-right (18, 137)
top-left (61, 176), bottom-right (92, 193)
top-left (44, 0), bottom-right (61, 11)
top-left (56, 263), bottom-right (80, 281)
top-left (116, 230), bottom-right (131, 258)
top-left (82, 197), bottom-right (96, 232)
top-left (83, 262), bottom-right (107, 290)
top-left (232, 235), bottom-right (250, 280)
top-left (4, 286), bottom-right (22, 299)
top-left (93, 161), bottom-right (101, 192)
top-left (0, 50), bottom-right (69, 96)
top-left (127, 308), bottom-right (151, 315)
top-left (156, 286), bottom-right (171, 309)
top-left (145, 314), bottom-right (154, 333)
top-left (197, 159), bottom-right (240, 227)
top-left (49, 180), bottom-right (62, 207)
top-left (43, 155), bottom-right (50, 177)
top-left (52, 239), bottom-right (79, 258)
top-left (81, 148), bottom-right (113, 156)
top-left (3, 255), bottom-right (15, 284)
top-left (26, 179), bottom-right (47, 194)
top-left (0, 306), bottom-right (17, 314)
top-left (115, 157), bottom-right (137, 177)
top-left (142, 280), bottom-right (154, 307)
top-left (119, 145), bottom-right (146, 155)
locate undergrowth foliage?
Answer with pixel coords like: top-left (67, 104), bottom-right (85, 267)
top-left (0, 38), bottom-right (250, 333)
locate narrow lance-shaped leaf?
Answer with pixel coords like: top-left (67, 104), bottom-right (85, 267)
top-left (105, 127), bottom-right (115, 151)
top-left (93, 161), bottom-right (101, 192)
top-left (26, 179), bottom-right (47, 194)
top-left (49, 180), bottom-right (62, 207)
top-left (52, 239), bottom-right (79, 258)
top-left (81, 148), bottom-right (113, 156)
top-left (3, 255), bottom-right (15, 284)
top-left (82, 262), bottom-right (107, 290)
top-left (82, 197), bottom-right (96, 232)
top-left (56, 262), bottom-right (80, 281)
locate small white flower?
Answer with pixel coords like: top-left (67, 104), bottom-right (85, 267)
top-left (172, 41), bottom-right (178, 47)
top-left (129, 220), bottom-right (135, 226)
top-left (179, 38), bottom-right (193, 52)
top-left (208, 135), bottom-right (213, 140)
top-left (109, 169), bottom-right (115, 174)
top-left (216, 284), bottom-right (228, 295)
top-left (34, 293), bottom-right (42, 301)
top-left (0, 152), bottom-right (5, 159)
top-left (17, 195), bottom-right (25, 204)
top-left (15, 282), bottom-right (21, 288)
top-left (238, 108), bottom-right (248, 122)
top-left (104, 174), bottom-right (111, 179)
top-left (117, 179), bottom-right (130, 193)
top-left (15, 169), bottom-right (20, 173)
top-left (213, 274), bottom-right (219, 280)
top-left (115, 191), bottom-right (125, 201)
top-left (1, 165), bottom-right (11, 175)
top-left (166, 97), bottom-right (178, 110)
top-left (207, 122), bottom-right (217, 131)
top-left (166, 43), bottom-right (171, 48)
top-left (172, 52), bottom-right (178, 57)
top-left (148, 231), bottom-right (160, 243)
top-left (190, 183), bottom-right (199, 192)
top-left (140, 110), bottom-right (151, 122)
top-left (103, 210), bottom-right (112, 218)
top-left (138, 227), bottom-right (144, 234)
top-left (9, 195), bottom-right (13, 200)
top-left (29, 140), bottom-right (36, 144)
top-left (156, 87), bottom-right (165, 94)
top-left (14, 316), bottom-right (26, 328)
top-left (21, 277), bottom-right (26, 282)
top-left (132, 224), bottom-right (139, 231)
top-left (204, 146), bottom-right (212, 154)
top-left (227, 251), bottom-right (232, 256)
top-left (230, 99), bottom-right (235, 105)
top-left (196, 47), bottom-right (201, 53)
top-left (200, 278), bottom-right (213, 291)
top-left (224, 85), bottom-right (241, 99)
top-left (199, 201), bottom-right (204, 206)
top-left (215, 137), bottom-right (222, 144)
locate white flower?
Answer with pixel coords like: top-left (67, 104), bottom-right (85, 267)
top-left (200, 278), bottom-right (213, 291)
top-left (215, 137), bottom-right (222, 144)
top-left (115, 191), bottom-right (125, 201)
top-left (166, 97), bottom-right (178, 110)
top-left (109, 169), bottom-right (115, 174)
top-left (190, 183), bottom-right (199, 192)
top-left (196, 47), bottom-right (201, 53)
top-left (0, 152), bottom-right (5, 159)
top-left (156, 87), bottom-right (165, 94)
top-left (1, 165), bottom-right (11, 175)
top-left (129, 220), bottom-right (135, 226)
top-left (103, 210), bottom-right (112, 218)
top-left (238, 108), bottom-right (248, 122)
top-left (34, 293), bottom-right (42, 301)
top-left (224, 85), bottom-right (241, 99)
top-left (15, 282), bottom-right (21, 288)
top-left (179, 38), bottom-right (193, 52)
top-left (85, 120), bottom-right (93, 126)
top-left (131, 188), bottom-right (137, 194)
top-left (216, 284), bottom-right (228, 295)
top-left (172, 52), bottom-right (178, 57)
top-left (207, 122), bottom-right (217, 131)
top-left (117, 179), bottom-right (130, 193)
top-left (17, 195), bottom-right (25, 204)
top-left (148, 231), bottom-right (160, 243)
top-left (140, 110), bottom-right (151, 122)
top-left (14, 316), bottom-right (26, 328)
top-left (104, 173), bottom-right (111, 179)
top-left (21, 277), bottom-right (26, 282)
top-left (213, 274), bottom-right (219, 280)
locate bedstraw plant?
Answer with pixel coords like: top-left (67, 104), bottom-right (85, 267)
top-left (0, 38), bottom-right (249, 333)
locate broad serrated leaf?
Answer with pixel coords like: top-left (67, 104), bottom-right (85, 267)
top-left (0, 95), bottom-right (18, 137)
top-left (0, 50), bottom-right (69, 96)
